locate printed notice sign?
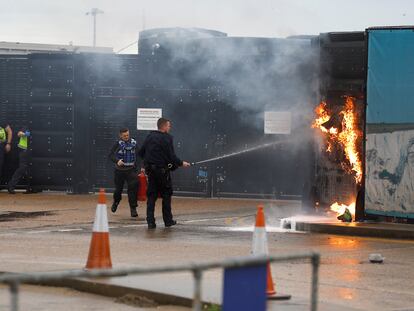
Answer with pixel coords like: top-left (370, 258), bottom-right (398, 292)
top-left (137, 108), bottom-right (162, 130)
top-left (264, 111), bottom-right (291, 134)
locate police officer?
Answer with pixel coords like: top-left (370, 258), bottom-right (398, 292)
top-left (0, 123), bottom-right (12, 183)
top-left (8, 128), bottom-right (30, 194)
top-left (109, 128), bottom-right (140, 217)
top-left (138, 118), bottom-right (190, 229)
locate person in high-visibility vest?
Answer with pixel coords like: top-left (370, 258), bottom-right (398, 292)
top-left (108, 128), bottom-right (142, 217)
top-left (0, 123), bottom-right (13, 183)
top-left (8, 128), bottom-right (30, 194)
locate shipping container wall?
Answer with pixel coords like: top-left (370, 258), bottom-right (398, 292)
top-left (365, 28), bottom-right (414, 219)
top-left (0, 56), bottom-right (30, 185)
top-left (1, 33), bottom-right (317, 199)
top-left (316, 32), bottom-right (366, 206)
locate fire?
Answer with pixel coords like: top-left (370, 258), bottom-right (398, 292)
top-left (330, 202), bottom-right (355, 215)
top-left (312, 97), bottom-right (362, 184)
top-left (312, 101), bottom-right (330, 131)
top-left (311, 102), bottom-right (337, 153)
top-left (338, 97), bottom-right (363, 184)
top-left (330, 202), bottom-right (355, 221)
top-left (312, 96), bottom-right (363, 220)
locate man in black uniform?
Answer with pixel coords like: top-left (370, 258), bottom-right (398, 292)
top-left (138, 118), bottom-right (190, 229)
top-left (109, 128), bottom-right (140, 217)
top-left (0, 123), bottom-right (12, 183)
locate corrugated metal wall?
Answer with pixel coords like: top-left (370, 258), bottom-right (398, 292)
top-left (316, 32), bottom-right (366, 205)
top-left (1, 35), bottom-right (316, 199)
top-left (0, 56), bottom-right (30, 184)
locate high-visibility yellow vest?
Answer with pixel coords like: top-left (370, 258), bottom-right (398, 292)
top-left (0, 127), bottom-right (6, 143)
top-left (18, 135), bottom-right (28, 149)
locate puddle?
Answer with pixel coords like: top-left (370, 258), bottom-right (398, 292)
top-left (0, 211), bottom-right (55, 222)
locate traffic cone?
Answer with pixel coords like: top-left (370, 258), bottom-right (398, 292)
top-left (85, 188), bottom-right (112, 269)
top-left (252, 205), bottom-right (276, 295)
top-left (252, 205), bottom-right (291, 300)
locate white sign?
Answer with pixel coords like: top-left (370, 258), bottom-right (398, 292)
top-left (264, 111), bottom-right (291, 134)
top-left (137, 108), bottom-right (162, 130)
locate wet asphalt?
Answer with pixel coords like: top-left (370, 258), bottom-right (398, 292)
top-left (0, 193), bottom-right (413, 310)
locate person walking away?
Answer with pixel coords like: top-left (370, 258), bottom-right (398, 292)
top-left (138, 118), bottom-right (191, 229)
top-left (0, 123), bottom-right (12, 186)
top-left (109, 128), bottom-right (140, 217)
top-left (8, 128), bottom-right (30, 194)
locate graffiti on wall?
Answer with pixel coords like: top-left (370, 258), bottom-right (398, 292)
top-left (366, 129), bottom-right (414, 215)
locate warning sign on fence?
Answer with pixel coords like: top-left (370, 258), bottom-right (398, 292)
top-left (137, 108), bottom-right (162, 130)
top-left (264, 111), bottom-right (291, 134)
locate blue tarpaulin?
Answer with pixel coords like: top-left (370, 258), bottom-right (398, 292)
top-left (222, 264), bottom-right (267, 311)
top-left (365, 28), bottom-right (414, 219)
top-left (367, 29), bottom-right (414, 124)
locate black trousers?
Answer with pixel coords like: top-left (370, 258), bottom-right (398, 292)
top-left (0, 143), bottom-right (5, 179)
top-left (8, 149), bottom-right (29, 190)
top-left (113, 169), bottom-right (138, 208)
top-left (146, 166), bottom-right (173, 225)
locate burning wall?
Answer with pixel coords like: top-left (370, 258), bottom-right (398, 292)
top-left (312, 32), bottom-right (366, 221)
top-left (312, 96), bottom-right (363, 185)
top-left (312, 96), bottom-right (364, 220)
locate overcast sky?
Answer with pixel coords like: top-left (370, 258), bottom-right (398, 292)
top-left (1, 0), bottom-right (413, 53)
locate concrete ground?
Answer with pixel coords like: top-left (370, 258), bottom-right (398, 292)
top-left (0, 284), bottom-right (190, 311)
top-left (0, 191), bottom-right (413, 310)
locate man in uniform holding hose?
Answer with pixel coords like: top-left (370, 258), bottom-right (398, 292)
top-left (138, 118), bottom-right (190, 229)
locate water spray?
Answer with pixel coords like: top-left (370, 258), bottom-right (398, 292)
top-left (190, 140), bottom-right (288, 166)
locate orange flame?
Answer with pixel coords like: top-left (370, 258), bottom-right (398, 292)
top-left (311, 101), bottom-right (336, 154)
top-left (330, 202), bottom-right (355, 220)
top-left (312, 101), bottom-right (330, 131)
top-left (312, 97), bottom-right (362, 184)
top-left (338, 97), bottom-right (363, 184)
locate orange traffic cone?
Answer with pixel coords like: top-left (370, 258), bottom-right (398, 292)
top-left (252, 205), bottom-right (291, 300)
top-left (252, 205), bottom-right (276, 295)
top-left (85, 189), bottom-right (112, 269)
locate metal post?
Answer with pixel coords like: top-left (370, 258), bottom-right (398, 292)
top-left (93, 14), bottom-right (96, 47)
top-left (192, 269), bottom-right (203, 311)
top-left (0, 253), bottom-right (320, 311)
top-left (86, 8), bottom-right (103, 48)
top-left (310, 253), bottom-right (320, 311)
top-left (9, 281), bottom-right (19, 311)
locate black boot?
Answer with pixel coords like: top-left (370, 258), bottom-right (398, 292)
top-left (165, 220), bottom-right (177, 227)
top-left (8, 187), bottom-right (16, 194)
top-left (111, 201), bottom-right (119, 213)
top-left (130, 207), bottom-right (138, 217)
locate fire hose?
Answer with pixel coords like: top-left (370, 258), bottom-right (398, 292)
top-left (190, 139), bottom-right (289, 166)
